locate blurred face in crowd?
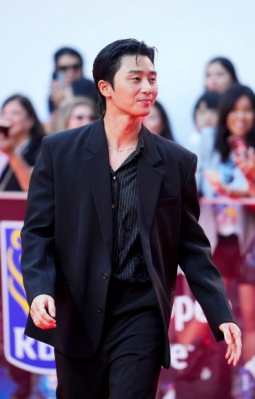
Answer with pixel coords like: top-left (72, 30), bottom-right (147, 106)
top-left (56, 54), bottom-right (83, 86)
top-left (143, 105), bottom-right (163, 135)
top-left (205, 62), bottom-right (233, 94)
top-left (1, 100), bottom-right (34, 140)
top-left (66, 104), bottom-right (95, 129)
top-left (226, 96), bottom-right (255, 138)
top-left (195, 101), bottom-right (218, 132)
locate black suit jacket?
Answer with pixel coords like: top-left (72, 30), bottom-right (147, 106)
top-left (21, 118), bottom-right (234, 368)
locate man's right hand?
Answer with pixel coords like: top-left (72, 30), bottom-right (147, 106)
top-left (30, 294), bottom-right (57, 329)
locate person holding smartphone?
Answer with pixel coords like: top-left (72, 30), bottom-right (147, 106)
top-left (200, 84), bottom-right (255, 393)
top-left (0, 94), bottom-right (45, 191)
top-left (48, 47), bottom-right (97, 114)
top-left (44, 47), bottom-right (98, 135)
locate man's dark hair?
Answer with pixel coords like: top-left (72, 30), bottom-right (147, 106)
top-left (93, 39), bottom-right (156, 113)
top-left (54, 47), bottom-right (83, 68)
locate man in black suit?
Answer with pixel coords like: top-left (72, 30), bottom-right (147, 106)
top-left (21, 39), bottom-right (241, 399)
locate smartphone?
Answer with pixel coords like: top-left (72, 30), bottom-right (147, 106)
top-left (56, 71), bottom-right (66, 88)
top-left (0, 124), bottom-right (9, 137)
top-left (227, 136), bottom-right (247, 153)
top-left (52, 71), bottom-right (65, 86)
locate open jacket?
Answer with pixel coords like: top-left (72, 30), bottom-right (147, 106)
top-left (21, 118), bottom-right (235, 368)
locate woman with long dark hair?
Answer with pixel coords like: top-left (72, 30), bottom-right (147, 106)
top-left (0, 94), bottom-right (45, 191)
top-left (200, 85), bottom-right (255, 386)
top-left (205, 57), bottom-right (239, 94)
top-left (202, 84), bottom-right (255, 195)
top-left (143, 100), bottom-right (174, 140)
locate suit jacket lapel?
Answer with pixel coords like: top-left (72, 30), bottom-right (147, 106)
top-left (82, 121), bottom-right (163, 267)
top-left (83, 119), bottom-right (113, 262)
top-left (137, 127), bottom-right (163, 267)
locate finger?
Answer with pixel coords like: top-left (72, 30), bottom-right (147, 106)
top-left (230, 327), bottom-right (242, 345)
top-left (40, 308), bottom-right (56, 324)
top-left (233, 338), bottom-right (242, 366)
top-left (225, 344), bottom-right (232, 360)
top-left (46, 299), bottom-right (56, 318)
top-left (226, 343), bottom-right (241, 367)
top-left (38, 319), bottom-right (56, 329)
top-left (223, 329), bottom-right (233, 345)
top-left (30, 309), bottom-right (49, 328)
top-left (30, 304), bottom-right (45, 317)
top-left (33, 313), bottom-right (56, 329)
top-left (30, 309), bottom-right (40, 326)
top-left (227, 346), bottom-right (235, 365)
top-left (37, 320), bottom-right (56, 329)
top-left (30, 306), bottom-right (56, 329)
top-left (231, 346), bottom-right (239, 367)
top-left (31, 296), bottom-right (55, 315)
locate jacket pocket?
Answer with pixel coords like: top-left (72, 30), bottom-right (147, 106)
top-left (157, 197), bottom-right (177, 207)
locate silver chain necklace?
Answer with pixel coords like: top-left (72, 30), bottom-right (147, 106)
top-left (108, 143), bottom-right (137, 152)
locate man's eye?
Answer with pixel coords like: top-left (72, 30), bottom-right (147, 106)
top-left (132, 77), bottom-right (140, 81)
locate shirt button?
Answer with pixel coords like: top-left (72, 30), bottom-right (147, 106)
top-left (97, 306), bottom-right (103, 313)
top-left (102, 273), bottom-right (108, 280)
top-left (113, 176), bottom-right (117, 181)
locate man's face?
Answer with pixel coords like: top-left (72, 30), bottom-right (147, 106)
top-left (56, 54), bottom-right (83, 86)
top-left (105, 55), bottom-right (158, 117)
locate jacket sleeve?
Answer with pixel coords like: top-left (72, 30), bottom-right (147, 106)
top-left (21, 137), bottom-right (56, 305)
top-left (178, 154), bottom-right (235, 341)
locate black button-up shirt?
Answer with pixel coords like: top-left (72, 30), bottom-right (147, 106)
top-left (110, 134), bottom-right (150, 283)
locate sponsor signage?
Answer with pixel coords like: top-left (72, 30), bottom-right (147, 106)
top-left (0, 221), bottom-right (56, 374)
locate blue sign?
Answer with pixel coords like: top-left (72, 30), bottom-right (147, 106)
top-left (0, 221), bottom-right (56, 374)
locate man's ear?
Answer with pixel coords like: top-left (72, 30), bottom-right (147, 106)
top-left (98, 80), bottom-right (112, 98)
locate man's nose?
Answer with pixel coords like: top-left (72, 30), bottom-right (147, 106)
top-left (141, 78), bottom-right (152, 93)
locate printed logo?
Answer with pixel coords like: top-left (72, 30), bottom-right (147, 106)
top-left (1, 221), bottom-right (56, 374)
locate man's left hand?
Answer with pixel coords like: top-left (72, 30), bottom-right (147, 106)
top-left (219, 322), bottom-right (242, 366)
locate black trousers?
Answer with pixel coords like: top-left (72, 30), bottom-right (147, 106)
top-left (55, 279), bottom-right (165, 399)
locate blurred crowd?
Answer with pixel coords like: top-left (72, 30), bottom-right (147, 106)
top-left (0, 46), bottom-right (255, 398)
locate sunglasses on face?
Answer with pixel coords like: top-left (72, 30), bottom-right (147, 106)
top-left (57, 64), bottom-right (82, 73)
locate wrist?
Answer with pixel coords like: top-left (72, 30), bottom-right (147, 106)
top-left (8, 150), bottom-right (19, 162)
